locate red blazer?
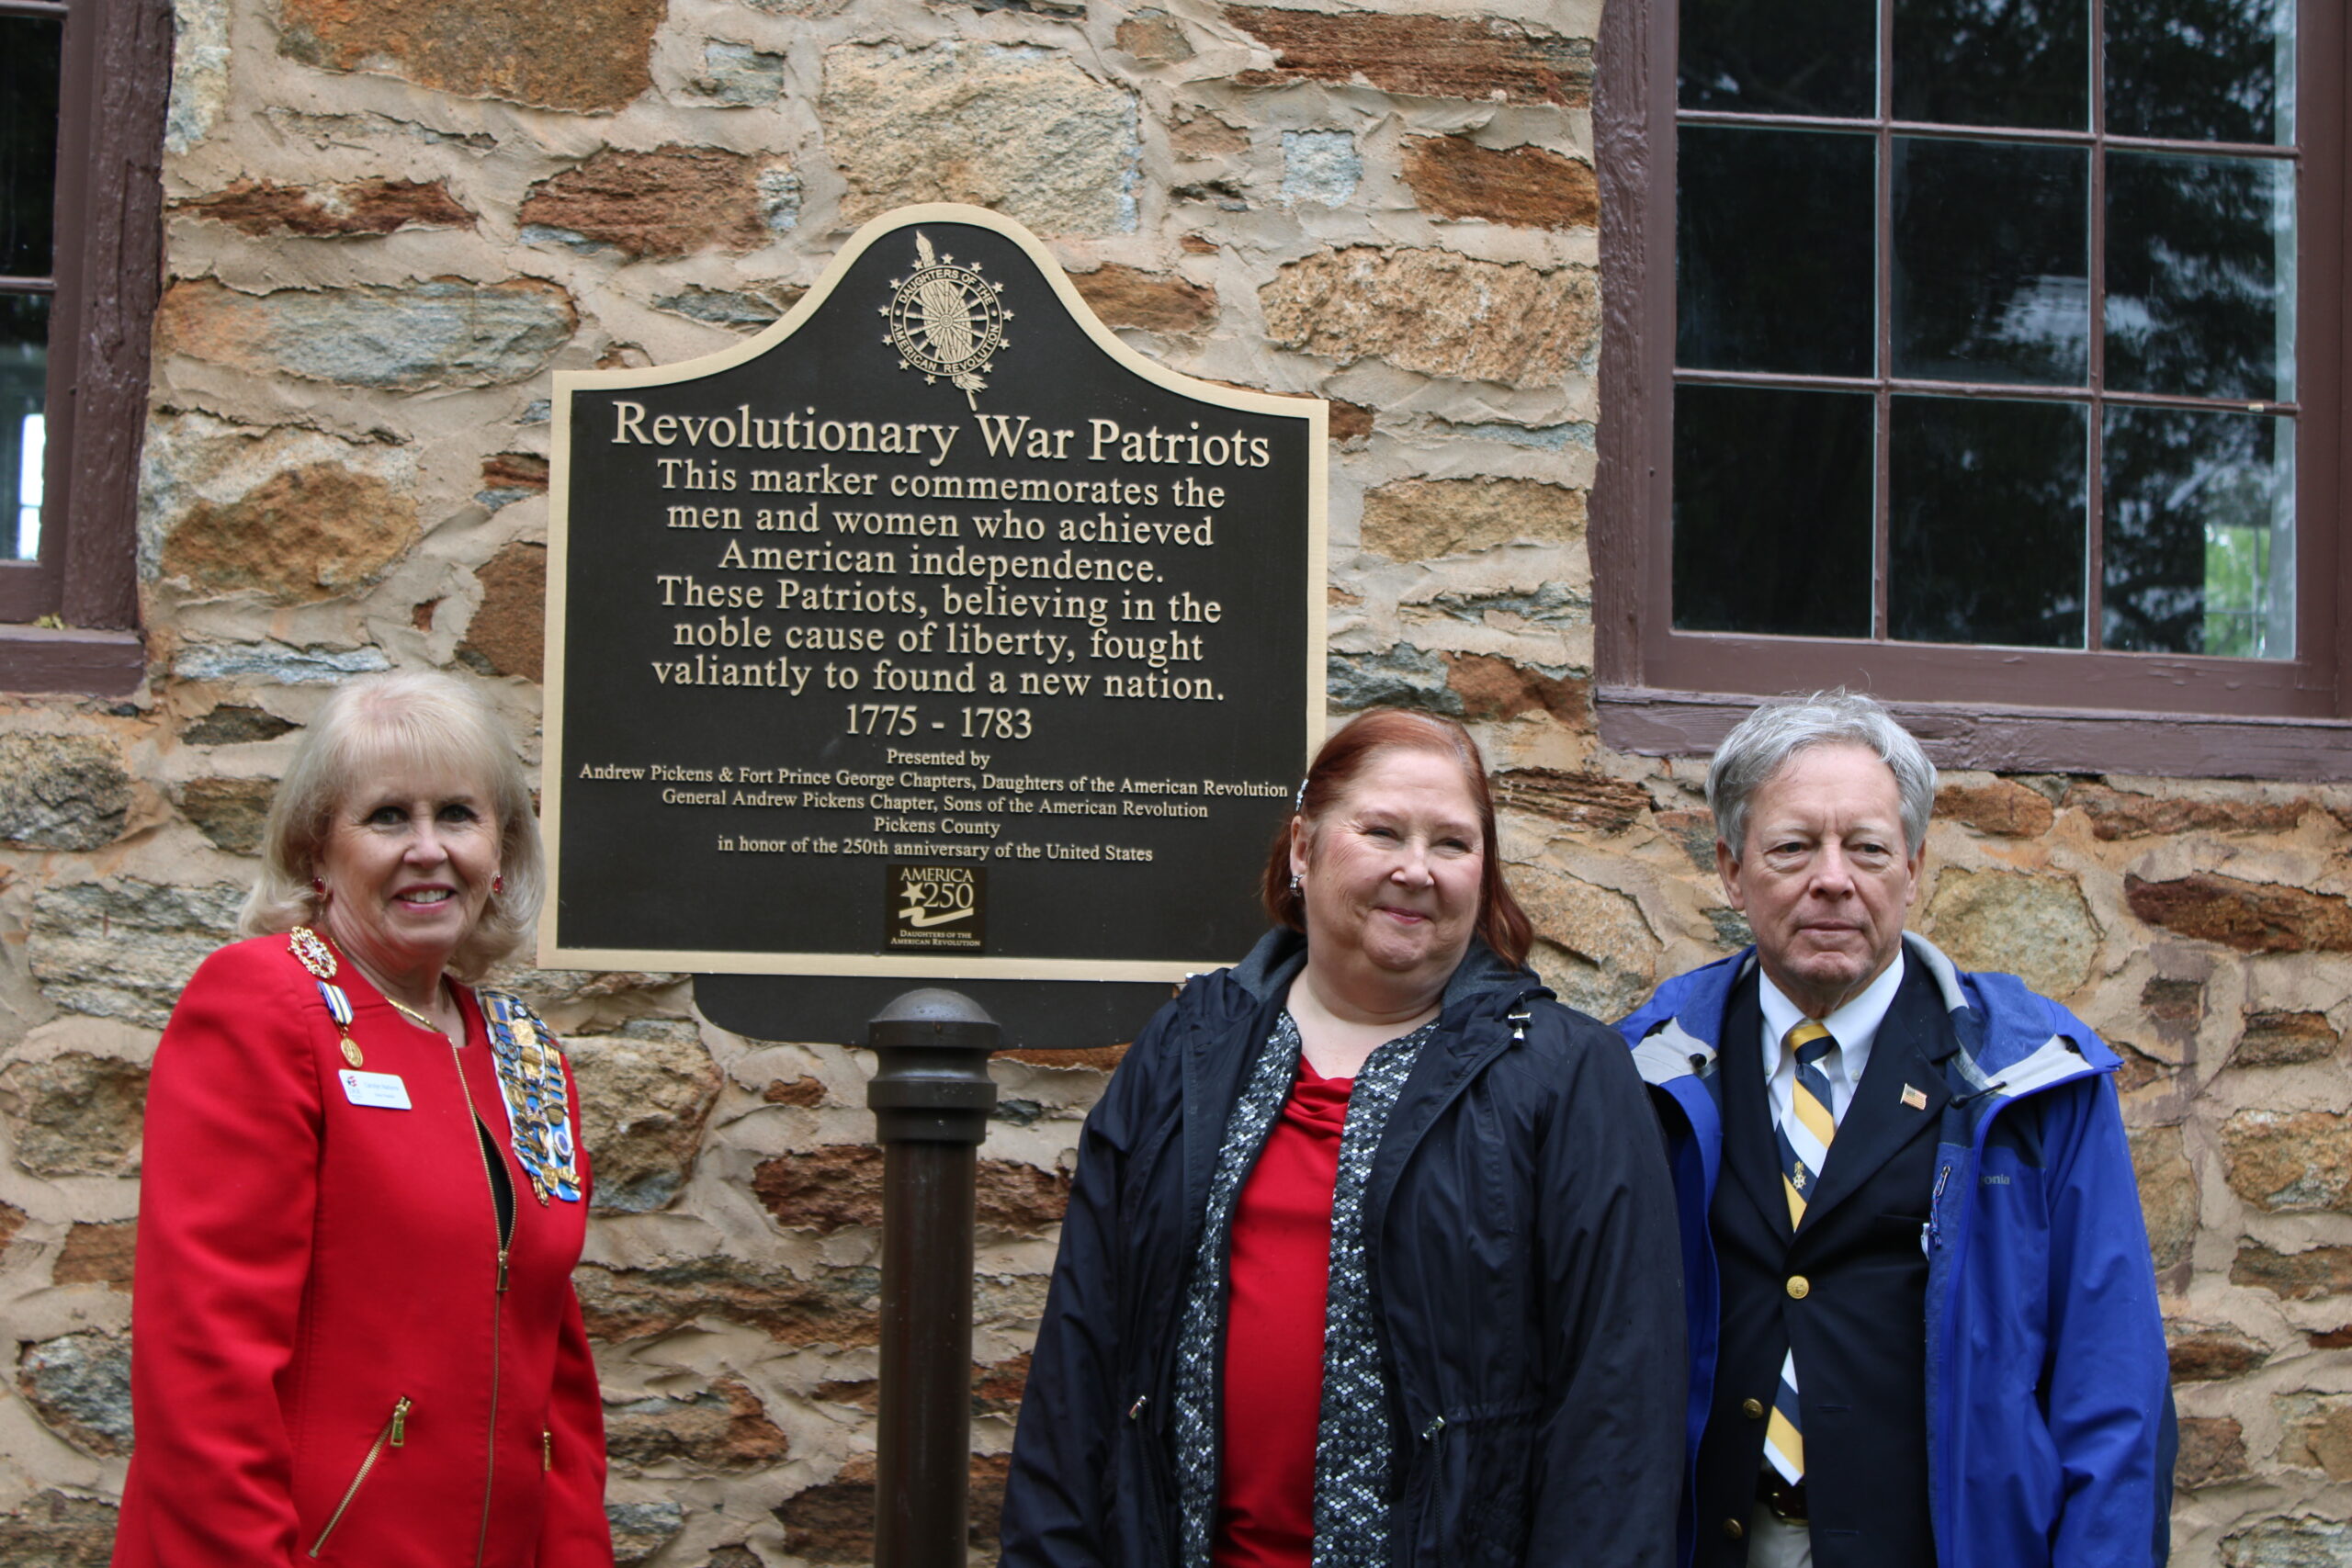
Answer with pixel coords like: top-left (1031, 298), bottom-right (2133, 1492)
top-left (111, 933), bottom-right (613, 1568)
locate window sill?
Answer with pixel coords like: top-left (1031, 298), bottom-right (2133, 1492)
top-left (1597, 684), bottom-right (2352, 782)
top-left (0, 626), bottom-right (145, 695)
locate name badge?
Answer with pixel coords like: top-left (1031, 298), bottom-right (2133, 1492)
top-left (339, 1069), bottom-right (413, 1111)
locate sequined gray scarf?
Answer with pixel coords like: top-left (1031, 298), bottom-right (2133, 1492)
top-left (1170, 1010), bottom-right (1436, 1568)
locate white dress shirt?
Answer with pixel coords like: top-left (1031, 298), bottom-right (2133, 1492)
top-left (1757, 949), bottom-right (1906, 1134)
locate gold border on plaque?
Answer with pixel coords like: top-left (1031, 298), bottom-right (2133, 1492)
top-left (540, 203), bottom-right (1329, 982)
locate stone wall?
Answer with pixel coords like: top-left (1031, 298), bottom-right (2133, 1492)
top-left (0, 0), bottom-right (2346, 1562)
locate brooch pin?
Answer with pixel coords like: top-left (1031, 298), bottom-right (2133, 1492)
top-left (290, 925), bottom-right (337, 979)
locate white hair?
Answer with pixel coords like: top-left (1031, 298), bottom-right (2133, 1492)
top-left (1707, 689), bottom-right (1937, 858)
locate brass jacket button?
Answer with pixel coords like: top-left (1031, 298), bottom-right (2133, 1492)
top-left (1787, 1275), bottom-right (1811, 1299)
top-left (1742, 1397), bottom-right (1765, 1419)
top-left (1724, 1518), bottom-right (1746, 1540)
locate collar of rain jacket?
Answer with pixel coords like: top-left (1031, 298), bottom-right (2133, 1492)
top-left (1623, 931), bottom-right (2120, 1124)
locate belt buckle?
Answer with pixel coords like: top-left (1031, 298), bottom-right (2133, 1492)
top-left (1758, 1473), bottom-right (1809, 1525)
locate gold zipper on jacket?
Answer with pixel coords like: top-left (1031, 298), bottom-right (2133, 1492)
top-left (450, 1038), bottom-right (517, 1568)
top-left (307, 1395), bottom-right (413, 1559)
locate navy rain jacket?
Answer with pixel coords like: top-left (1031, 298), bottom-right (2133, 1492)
top-left (1000, 927), bottom-right (1687, 1568)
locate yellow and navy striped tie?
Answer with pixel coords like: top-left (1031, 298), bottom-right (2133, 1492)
top-left (1765, 1019), bottom-right (1838, 1485)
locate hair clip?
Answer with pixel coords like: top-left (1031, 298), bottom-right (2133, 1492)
top-left (1294, 778), bottom-right (1308, 813)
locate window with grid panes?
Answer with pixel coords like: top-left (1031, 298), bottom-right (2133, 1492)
top-left (1679, 0), bottom-right (2300, 652)
top-left (1593, 0), bottom-right (2348, 757)
top-left (0, 0), bottom-right (166, 693)
top-left (1, 0), bottom-right (62, 572)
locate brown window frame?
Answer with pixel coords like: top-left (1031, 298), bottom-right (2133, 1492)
top-left (0, 0), bottom-right (168, 695)
top-left (1594, 0), bottom-right (2352, 779)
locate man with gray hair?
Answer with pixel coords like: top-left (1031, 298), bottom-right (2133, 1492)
top-left (1619, 691), bottom-right (2173, 1568)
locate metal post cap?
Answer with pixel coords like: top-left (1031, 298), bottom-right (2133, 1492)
top-left (865, 987), bottom-right (1001, 1144)
top-left (867, 987), bottom-right (1001, 1050)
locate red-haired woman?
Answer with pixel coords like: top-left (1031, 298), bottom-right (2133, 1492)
top-left (1001, 708), bottom-right (1685, 1568)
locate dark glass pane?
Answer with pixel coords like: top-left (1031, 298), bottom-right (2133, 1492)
top-left (1678, 128), bottom-right (1876, 376)
top-left (1893, 0), bottom-right (2088, 129)
top-left (1890, 396), bottom-right (2086, 646)
top-left (2108, 0), bottom-right (2292, 144)
top-left (0, 293), bottom-right (48, 563)
top-left (1894, 138), bottom-right (2088, 385)
top-left (1673, 384), bottom-right (1873, 637)
top-left (2104, 406), bottom-right (2292, 656)
top-left (2106, 151), bottom-right (2293, 402)
top-left (1679, 0), bottom-right (1877, 117)
top-left (0, 17), bottom-right (63, 278)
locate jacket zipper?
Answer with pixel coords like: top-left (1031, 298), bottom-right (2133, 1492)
top-left (1125, 1394), bottom-right (1179, 1568)
top-left (1924, 1163), bottom-right (1953, 1254)
top-left (1924, 1061), bottom-right (2100, 1560)
top-left (450, 1039), bottom-right (516, 1568)
top-left (1364, 998), bottom-right (1526, 1494)
top-left (307, 1395), bottom-right (413, 1558)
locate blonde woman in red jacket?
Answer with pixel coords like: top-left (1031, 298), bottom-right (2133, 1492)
top-left (111, 671), bottom-right (613, 1568)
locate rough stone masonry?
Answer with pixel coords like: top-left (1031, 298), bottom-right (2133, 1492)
top-left (0, 0), bottom-right (2346, 1563)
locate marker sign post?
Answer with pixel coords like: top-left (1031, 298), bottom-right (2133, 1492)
top-left (542, 205), bottom-right (1325, 998)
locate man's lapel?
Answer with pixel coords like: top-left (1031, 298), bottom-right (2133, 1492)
top-left (1720, 973), bottom-right (1796, 1239)
top-left (1798, 964), bottom-right (1952, 1228)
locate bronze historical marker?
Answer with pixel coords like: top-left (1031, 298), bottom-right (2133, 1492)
top-left (542, 205), bottom-right (1326, 984)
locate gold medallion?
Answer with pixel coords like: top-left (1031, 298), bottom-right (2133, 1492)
top-left (884, 231), bottom-right (1009, 411)
top-left (341, 1037), bottom-right (365, 1068)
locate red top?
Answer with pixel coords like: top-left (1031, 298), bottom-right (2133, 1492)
top-left (1215, 1055), bottom-right (1354, 1568)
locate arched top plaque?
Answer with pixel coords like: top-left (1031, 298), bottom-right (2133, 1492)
top-left (542, 204), bottom-right (1327, 982)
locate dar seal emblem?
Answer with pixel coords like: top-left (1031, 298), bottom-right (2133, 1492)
top-left (882, 231), bottom-right (1010, 410)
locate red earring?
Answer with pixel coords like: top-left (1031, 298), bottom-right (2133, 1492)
top-left (311, 877), bottom-right (325, 897)
top-left (492, 874), bottom-right (505, 894)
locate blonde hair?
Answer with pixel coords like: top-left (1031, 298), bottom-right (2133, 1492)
top-left (240, 671), bottom-right (543, 980)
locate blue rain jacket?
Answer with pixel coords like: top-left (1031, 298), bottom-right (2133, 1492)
top-left (1617, 934), bottom-right (2174, 1568)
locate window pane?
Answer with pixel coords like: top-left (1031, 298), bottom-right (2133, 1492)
top-left (1, 293), bottom-right (46, 563)
top-left (1678, 128), bottom-right (1876, 377)
top-left (1673, 385), bottom-right (1874, 637)
top-left (1891, 395), bottom-right (2086, 646)
top-left (1894, 138), bottom-right (2089, 385)
top-left (1893, 0), bottom-right (2089, 130)
top-left (2104, 405), bottom-right (2292, 656)
top-left (2105, 151), bottom-right (2293, 402)
top-left (2107, 0), bottom-right (2293, 144)
top-left (1679, 0), bottom-right (1877, 117)
top-left (0, 17), bottom-right (62, 279)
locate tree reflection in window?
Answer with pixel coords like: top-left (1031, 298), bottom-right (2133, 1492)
top-left (1671, 0), bottom-right (2300, 659)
